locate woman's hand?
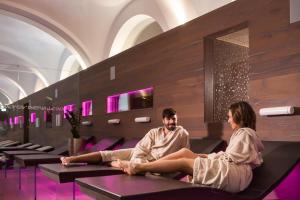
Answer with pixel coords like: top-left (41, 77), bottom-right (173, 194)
top-left (197, 154), bottom-right (208, 158)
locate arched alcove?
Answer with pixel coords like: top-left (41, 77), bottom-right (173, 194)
top-left (109, 14), bottom-right (163, 57)
top-left (60, 55), bottom-right (82, 80)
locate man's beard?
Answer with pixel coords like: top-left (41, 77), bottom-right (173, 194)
top-left (165, 124), bottom-right (176, 131)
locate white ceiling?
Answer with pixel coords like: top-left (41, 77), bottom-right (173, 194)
top-left (0, 12), bottom-right (71, 103)
top-left (0, 0), bottom-right (235, 107)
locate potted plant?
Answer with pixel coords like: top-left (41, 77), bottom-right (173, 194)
top-left (65, 108), bottom-right (82, 138)
top-left (65, 108), bottom-right (85, 155)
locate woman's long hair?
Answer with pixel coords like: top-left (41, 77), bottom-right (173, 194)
top-left (229, 101), bottom-right (256, 131)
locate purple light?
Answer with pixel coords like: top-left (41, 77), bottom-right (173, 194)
top-left (107, 95), bottom-right (119, 113)
top-left (0, 168), bottom-right (93, 200)
top-left (107, 87), bottom-right (153, 113)
top-left (273, 162), bottom-right (300, 199)
top-left (14, 116), bottom-right (19, 125)
top-left (82, 100), bottom-right (92, 117)
top-left (30, 113), bottom-right (36, 123)
top-left (84, 142), bottom-right (94, 151)
top-left (9, 117), bottom-right (13, 125)
top-left (63, 104), bottom-right (76, 118)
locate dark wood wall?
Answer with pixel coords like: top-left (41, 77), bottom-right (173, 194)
top-left (1, 0), bottom-right (300, 146)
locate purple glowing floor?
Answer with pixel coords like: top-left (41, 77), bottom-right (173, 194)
top-left (0, 167), bottom-right (93, 200)
top-left (0, 163), bottom-right (299, 200)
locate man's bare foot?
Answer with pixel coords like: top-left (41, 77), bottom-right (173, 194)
top-left (123, 162), bottom-right (141, 175)
top-left (61, 156), bottom-right (73, 166)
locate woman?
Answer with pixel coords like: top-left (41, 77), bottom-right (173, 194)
top-left (119, 101), bottom-right (264, 193)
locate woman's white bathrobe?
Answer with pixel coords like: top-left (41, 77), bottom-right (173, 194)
top-left (193, 128), bottom-right (264, 193)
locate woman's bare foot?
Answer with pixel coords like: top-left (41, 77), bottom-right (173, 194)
top-left (110, 159), bottom-right (121, 168)
top-left (110, 159), bottom-right (130, 169)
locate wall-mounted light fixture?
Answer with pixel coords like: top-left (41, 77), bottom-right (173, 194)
top-left (9, 117), bottom-right (13, 129)
top-left (134, 117), bottom-right (151, 123)
top-left (55, 114), bottom-right (61, 126)
top-left (107, 119), bottom-right (120, 124)
top-left (19, 116), bottom-right (24, 128)
top-left (259, 106), bottom-right (295, 116)
top-left (55, 88), bottom-right (58, 98)
top-left (82, 121), bottom-right (92, 126)
top-left (35, 118), bottom-right (40, 128)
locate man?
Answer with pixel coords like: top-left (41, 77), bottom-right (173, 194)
top-left (61, 108), bottom-right (189, 167)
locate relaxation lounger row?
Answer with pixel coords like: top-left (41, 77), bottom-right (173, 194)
top-left (38, 138), bottom-right (225, 200)
top-left (0, 140), bottom-right (21, 147)
top-left (0, 140), bottom-right (13, 146)
top-left (75, 141), bottom-right (300, 200)
top-left (15, 136), bottom-right (124, 169)
top-left (38, 137), bottom-right (137, 184)
top-left (39, 138), bottom-right (225, 183)
top-left (0, 143), bottom-right (39, 153)
top-left (11, 137), bottom-right (125, 200)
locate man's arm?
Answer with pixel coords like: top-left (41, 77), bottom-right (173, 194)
top-left (130, 130), bottom-right (154, 163)
top-left (181, 128), bottom-right (190, 149)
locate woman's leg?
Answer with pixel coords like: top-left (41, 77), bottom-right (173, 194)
top-left (125, 158), bottom-right (195, 175)
top-left (114, 148), bottom-right (196, 169)
top-left (159, 148), bottom-right (198, 161)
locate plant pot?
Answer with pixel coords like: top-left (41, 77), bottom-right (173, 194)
top-left (68, 138), bottom-right (86, 156)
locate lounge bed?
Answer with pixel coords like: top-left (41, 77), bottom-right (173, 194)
top-left (13, 137), bottom-right (123, 200)
top-left (0, 140), bottom-right (20, 147)
top-left (0, 142), bottom-right (34, 153)
top-left (40, 138), bottom-right (224, 200)
top-left (75, 141), bottom-right (300, 200)
top-left (0, 140), bottom-right (13, 146)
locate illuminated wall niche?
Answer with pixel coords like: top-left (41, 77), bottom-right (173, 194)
top-left (13, 116), bottom-right (23, 127)
top-left (63, 104), bottom-right (76, 118)
top-left (30, 113), bottom-right (36, 123)
top-left (82, 100), bottom-right (92, 116)
top-left (14, 116), bottom-right (19, 125)
top-left (9, 117), bottom-right (13, 129)
top-left (9, 117), bottom-right (13, 125)
top-left (107, 87), bottom-right (153, 113)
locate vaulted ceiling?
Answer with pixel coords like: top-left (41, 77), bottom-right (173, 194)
top-left (0, 0), bottom-right (235, 109)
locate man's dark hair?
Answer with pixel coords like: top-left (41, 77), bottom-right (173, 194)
top-left (162, 108), bottom-right (176, 119)
top-left (229, 101), bottom-right (256, 131)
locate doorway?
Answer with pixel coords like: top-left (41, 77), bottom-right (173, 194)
top-left (204, 24), bottom-right (250, 122)
top-left (23, 103), bottom-right (29, 143)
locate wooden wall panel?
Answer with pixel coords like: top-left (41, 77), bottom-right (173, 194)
top-left (2, 0), bottom-right (300, 145)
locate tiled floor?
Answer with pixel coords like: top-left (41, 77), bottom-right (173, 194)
top-left (0, 163), bottom-right (299, 200)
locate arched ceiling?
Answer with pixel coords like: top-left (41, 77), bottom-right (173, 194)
top-left (0, 0), bottom-right (235, 107)
top-left (0, 11), bottom-right (71, 105)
